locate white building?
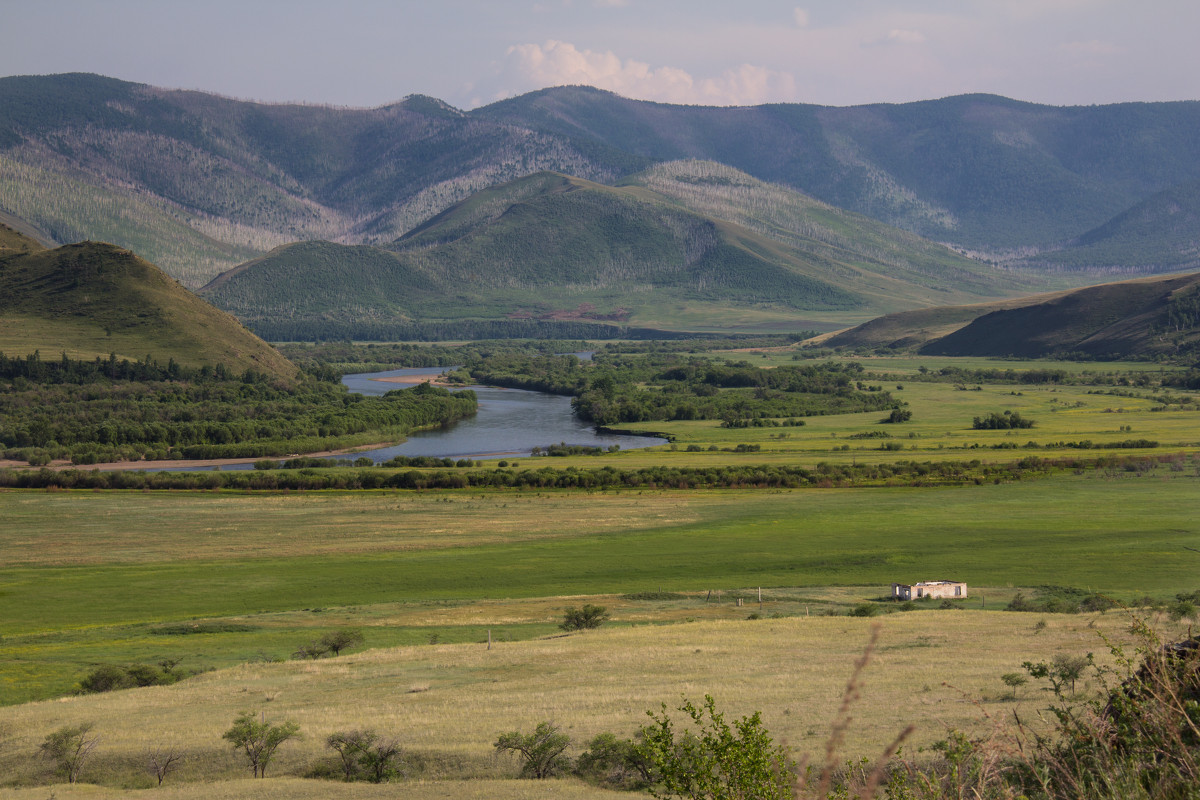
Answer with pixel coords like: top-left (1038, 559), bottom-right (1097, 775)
top-left (891, 580), bottom-right (967, 601)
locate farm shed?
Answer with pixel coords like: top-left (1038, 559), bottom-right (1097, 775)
top-left (891, 580), bottom-right (967, 601)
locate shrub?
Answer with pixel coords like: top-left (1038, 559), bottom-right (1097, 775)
top-left (637, 695), bottom-right (794, 800)
top-left (494, 721), bottom-right (571, 779)
top-left (561, 604), bottom-right (609, 631)
top-left (575, 732), bottom-right (651, 790)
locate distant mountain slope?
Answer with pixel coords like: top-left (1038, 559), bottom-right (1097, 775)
top-left (1024, 179), bottom-right (1200, 274)
top-left (5, 74), bottom-right (1200, 287)
top-left (477, 87), bottom-right (1200, 250)
top-left (823, 271), bottom-right (1200, 359)
top-left (0, 74), bottom-right (634, 285)
top-left (0, 228), bottom-right (297, 378)
top-left (923, 272), bottom-right (1200, 358)
top-left (202, 169), bottom-right (1029, 334)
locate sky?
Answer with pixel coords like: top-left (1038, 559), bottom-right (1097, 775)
top-left (1, 0), bottom-right (1197, 110)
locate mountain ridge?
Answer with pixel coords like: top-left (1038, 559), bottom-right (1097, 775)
top-left (4, 73), bottom-right (1200, 289)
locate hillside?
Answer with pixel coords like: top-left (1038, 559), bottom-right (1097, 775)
top-left (0, 228), bottom-right (298, 378)
top-left (201, 169), bottom-right (1030, 336)
top-left (1025, 179), bottom-right (1200, 274)
top-left (923, 272), bottom-right (1200, 359)
top-left (822, 271), bottom-right (1200, 359)
top-left (4, 74), bottom-right (1200, 288)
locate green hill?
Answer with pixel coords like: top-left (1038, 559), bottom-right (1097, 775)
top-left (201, 169), bottom-right (1031, 336)
top-left (0, 228), bottom-right (298, 379)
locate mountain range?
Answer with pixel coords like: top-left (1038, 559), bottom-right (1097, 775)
top-left (3, 72), bottom-right (1200, 294)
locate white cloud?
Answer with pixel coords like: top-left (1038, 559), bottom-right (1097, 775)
top-left (593, 0), bottom-right (630, 6)
top-left (503, 40), bottom-right (795, 106)
top-left (793, 8), bottom-right (809, 27)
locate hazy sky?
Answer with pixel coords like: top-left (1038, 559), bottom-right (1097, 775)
top-left (2, 0), bottom-right (1196, 110)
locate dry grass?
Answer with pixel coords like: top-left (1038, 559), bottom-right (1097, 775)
top-left (2, 610), bottom-right (1188, 795)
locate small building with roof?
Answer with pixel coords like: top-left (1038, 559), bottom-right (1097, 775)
top-left (891, 580), bottom-right (967, 601)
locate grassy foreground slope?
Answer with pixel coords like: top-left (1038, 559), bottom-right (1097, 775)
top-left (0, 227), bottom-right (297, 378)
top-left (0, 609), bottom-right (1194, 794)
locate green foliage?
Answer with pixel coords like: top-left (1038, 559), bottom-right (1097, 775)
top-left (221, 711), bottom-right (301, 778)
top-left (0, 363), bottom-right (476, 464)
top-left (973, 410), bottom-right (1035, 430)
top-left (575, 732), bottom-right (652, 790)
top-left (561, 604), bottom-right (609, 631)
top-left (326, 729), bottom-right (403, 783)
top-left (78, 662), bottom-right (185, 693)
top-left (493, 721), bottom-right (572, 779)
top-left (38, 722), bottom-right (99, 784)
top-left (636, 694), bottom-right (794, 800)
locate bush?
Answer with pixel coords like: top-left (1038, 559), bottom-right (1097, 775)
top-left (327, 729), bottom-right (403, 783)
top-left (637, 695), bottom-right (794, 800)
top-left (561, 604), bottom-right (609, 631)
top-left (575, 732), bottom-right (651, 790)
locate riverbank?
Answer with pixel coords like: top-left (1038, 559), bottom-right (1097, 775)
top-left (0, 441), bottom-right (400, 473)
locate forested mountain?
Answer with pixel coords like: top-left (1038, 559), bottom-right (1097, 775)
top-left (200, 167), bottom-right (1027, 337)
top-left (822, 270), bottom-right (1200, 360)
top-left (2, 73), bottom-right (1200, 290)
top-left (0, 224), bottom-right (297, 379)
top-left (1023, 179), bottom-right (1200, 274)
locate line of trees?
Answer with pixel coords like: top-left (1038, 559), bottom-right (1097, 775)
top-left (6, 453), bottom-right (1184, 493)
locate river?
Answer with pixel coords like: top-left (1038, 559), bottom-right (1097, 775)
top-left (335, 366), bottom-right (665, 462)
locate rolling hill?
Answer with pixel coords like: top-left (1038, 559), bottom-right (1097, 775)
top-left (0, 225), bottom-right (298, 379)
top-left (200, 167), bottom-right (1030, 337)
top-left (4, 74), bottom-right (1200, 290)
top-left (821, 271), bottom-right (1200, 360)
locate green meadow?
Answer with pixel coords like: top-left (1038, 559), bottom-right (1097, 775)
top-left (2, 468), bottom-right (1199, 704)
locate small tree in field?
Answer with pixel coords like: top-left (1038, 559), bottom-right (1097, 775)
top-left (320, 628), bottom-right (364, 656)
top-left (222, 711), bottom-right (300, 778)
top-left (494, 721), bottom-right (571, 778)
top-left (39, 723), bottom-right (98, 784)
top-left (637, 695), bottom-right (794, 800)
top-left (560, 604), bottom-right (609, 631)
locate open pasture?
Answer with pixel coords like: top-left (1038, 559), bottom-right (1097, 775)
top-left (560, 373), bottom-right (1200, 470)
top-left (2, 470), bottom-right (1198, 703)
top-left (3, 609), bottom-right (1192, 796)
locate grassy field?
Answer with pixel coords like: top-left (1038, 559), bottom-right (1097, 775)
top-left (2, 354), bottom-right (1199, 796)
top-left (3, 609), bottom-right (1191, 796)
top-left (2, 469), bottom-right (1198, 704)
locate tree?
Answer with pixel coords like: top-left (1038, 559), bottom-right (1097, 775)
top-left (320, 628), bottom-right (364, 656)
top-left (636, 695), bottom-right (794, 800)
top-left (147, 745), bottom-right (182, 785)
top-left (292, 640), bottom-right (330, 660)
top-left (494, 721), bottom-right (572, 779)
top-left (327, 729), bottom-right (403, 783)
top-left (39, 723), bottom-right (99, 784)
top-left (222, 711), bottom-right (301, 778)
top-left (1001, 672), bottom-right (1028, 699)
top-left (560, 604), bottom-right (609, 631)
